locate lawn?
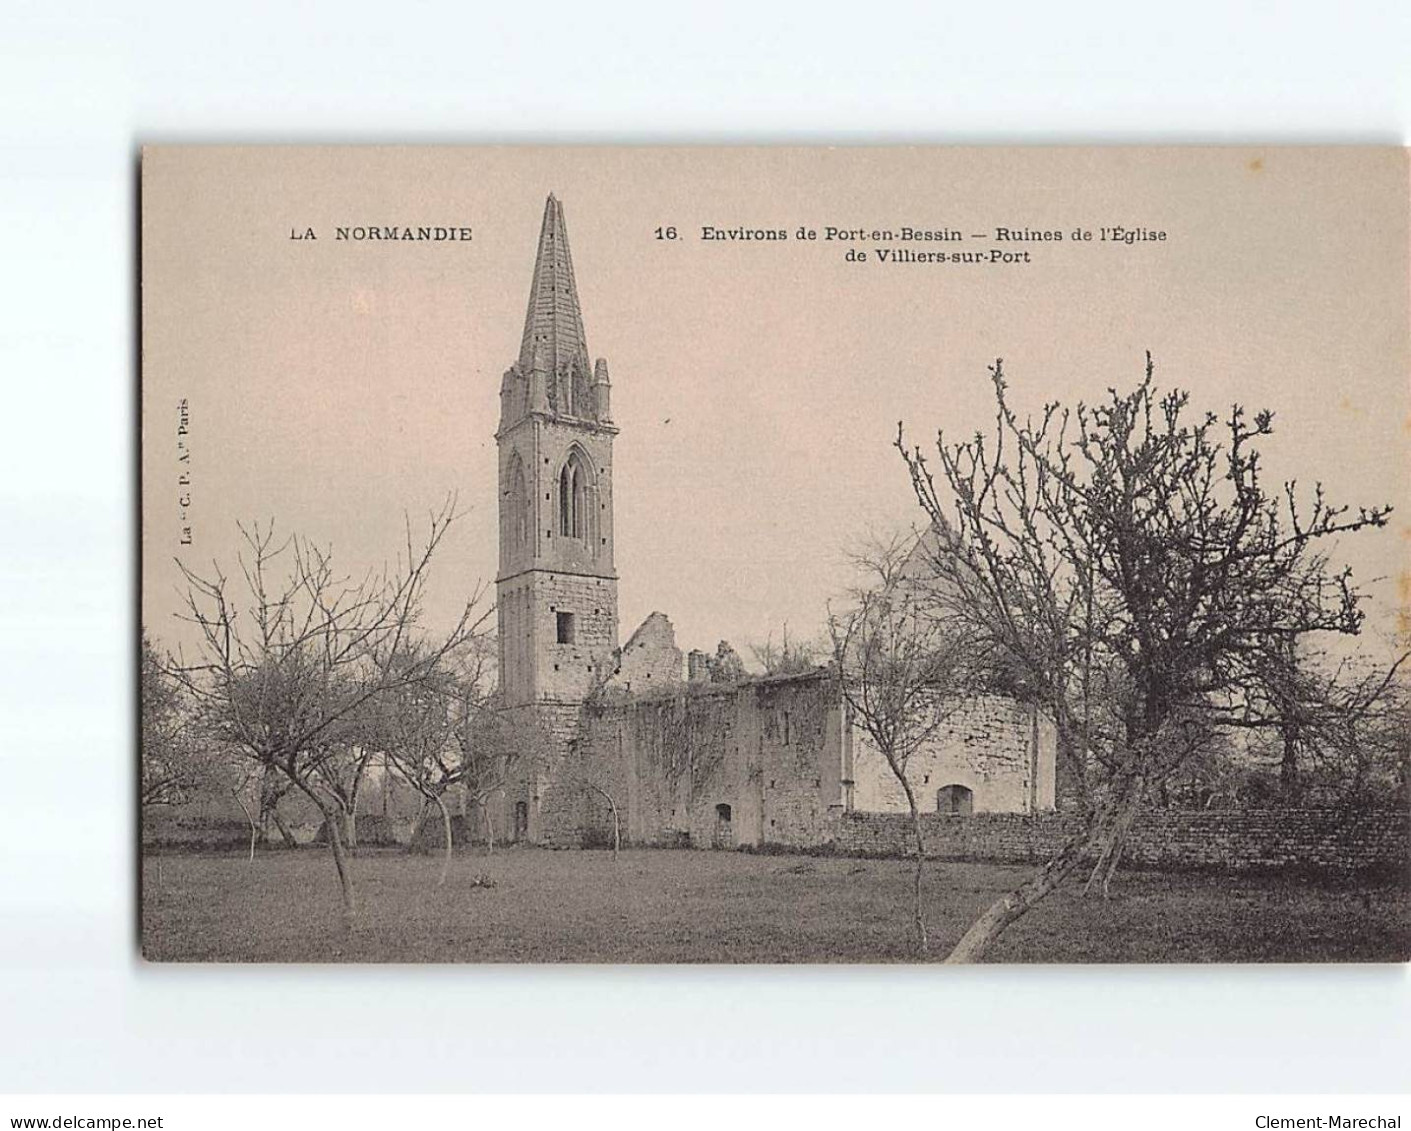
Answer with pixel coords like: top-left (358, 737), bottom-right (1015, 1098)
top-left (140, 846), bottom-right (1411, 964)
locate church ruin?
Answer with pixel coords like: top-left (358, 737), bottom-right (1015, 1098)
top-left (492, 195), bottom-right (1056, 850)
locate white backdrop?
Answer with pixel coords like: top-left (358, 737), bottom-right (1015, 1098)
top-left (0, 0), bottom-right (1408, 1094)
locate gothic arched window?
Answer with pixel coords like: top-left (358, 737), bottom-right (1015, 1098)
top-left (509, 457), bottom-right (529, 552)
top-left (558, 449), bottom-right (591, 540)
top-left (503, 454), bottom-right (531, 562)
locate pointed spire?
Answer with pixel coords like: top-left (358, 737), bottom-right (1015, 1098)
top-left (518, 194), bottom-right (590, 378)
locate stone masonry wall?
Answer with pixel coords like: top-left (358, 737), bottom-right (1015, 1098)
top-left (512, 701), bottom-right (587, 847)
top-left (831, 808), bottom-right (1410, 876)
top-left (567, 670), bottom-right (850, 851)
top-left (529, 570), bottom-right (619, 704)
top-left (611, 611), bottom-right (683, 694)
top-left (851, 694), bottom-right (1056, 815)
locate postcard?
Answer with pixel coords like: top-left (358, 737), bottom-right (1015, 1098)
top-left (140, 147), bottom-right (1410, 963)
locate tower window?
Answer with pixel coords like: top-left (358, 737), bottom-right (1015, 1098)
top-left (508, 457), bottom-right (529, 553)
top-left (556, 611), bottom-right (576, 644)
top-left (557, 450), bottom-right (591, 540)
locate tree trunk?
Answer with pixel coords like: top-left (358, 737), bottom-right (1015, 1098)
top-left (484, 800), bottom-right (495, 857)
top-left (1279, 717), bottom-right (1301, 804)
top-left (258, 768), bottom-right (287, 847)
top-left (898, 775), bottom-right (928, 957)
top-left (944, 830), bottom-right (1089, 964)
top-left (1054, 716), bottom-right (1089, 815)
top-left (406, 799), bottom-right (430, 854)
top-left (431, 792), bottom-right (452, 887)
top-left (325, 814), bottom-right (358, 925)
top-left (585, 783), bottom-right (622, 862)
top-left (291, 776), bottom-right (358, 925)
top-left (1083, 776), bottom-right (1143, 898)
top-left (270, 809), bottom-right (299, 849)
top-left (349, 755), bottom-right (369, 847)
top-left (342, 807), bottom-right (358, 852)
top-left (1083, 761), bottom-right (1151, 896)
top-left (945, 762), bottom-right (1154, 963)
top-left (231, 788), bottom-right (258, 863)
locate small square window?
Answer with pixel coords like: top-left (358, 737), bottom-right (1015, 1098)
top-left (556, 611), bottom-right (576, 644)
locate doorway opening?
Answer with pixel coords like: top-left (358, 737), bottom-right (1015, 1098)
top-left (712, 802), bottom-right (733, 849)
top-left (936, 784), bottom-right (974, 815)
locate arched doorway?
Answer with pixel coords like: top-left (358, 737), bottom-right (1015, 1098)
top-left (712, 802), bottom-right (733, 849)
top-left (937, 784), bottom-right (974, 815)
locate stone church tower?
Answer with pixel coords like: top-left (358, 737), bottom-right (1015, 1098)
top-left (496, 195), bottom-right (619, 718)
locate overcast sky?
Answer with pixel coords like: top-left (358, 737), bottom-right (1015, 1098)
top-left (141, 147), bottom-right (1410, 663)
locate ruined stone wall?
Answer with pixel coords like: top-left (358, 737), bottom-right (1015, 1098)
top-left (511, 701), bottom-right (588, 847)
top-left (611, 611), bottom-right (683, 694)
top-left (851, 694), bottom-right (1056, 815)
top-left (567, 670), bottom-right (850, 850)
top-left (752, 675), bottom-right (849, 847)
top-left (831, 808), bottom-right (1411, 876)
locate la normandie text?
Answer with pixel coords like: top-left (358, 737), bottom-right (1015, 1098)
top-left (289, 226), bottom-right (473, 242)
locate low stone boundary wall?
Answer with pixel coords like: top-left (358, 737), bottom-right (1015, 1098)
top-left (143, 812), bottom-right (321, 850)
top-left (830, 808), bottom-right (1410, 877)
top-left (142, 813), bottom-right (253, 852)
top-left (145, 804), bottom-right (1409, 877)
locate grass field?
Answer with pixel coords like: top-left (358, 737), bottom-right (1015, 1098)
top-left (140, 846), bottom-right (1411, 964)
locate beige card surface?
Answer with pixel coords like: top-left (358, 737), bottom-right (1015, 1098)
top-left (140, 146), bottom-right (1410, 964)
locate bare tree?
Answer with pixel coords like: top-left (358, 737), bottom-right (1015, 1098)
top-left (141, 632), bottom-right (211, 807)
top-left (898, 355), bottom-right (1392, 962)
top-left (143, 638), bottom-right (275, 862)
top-left (828, 533), bottom-right (970, 956)
top-left (377, 639), bottom-right (511, 884)
top-left (1239, 647), bottom-right (1411, 809)
top-left (256, 767), bottom-right (302, 849)
top-left (1200, 636), bottom-right (1368, 804)
top-left (1322, 662), bottom-right (1411, 809)
top-left (749, 625), bottom-right (825, 676)
top-left (168, 498), bottom-right (486, 926)
top-left (289, 736), bottom-right (375, 851)
top-left (225, 760), bottom-right (263, 863)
